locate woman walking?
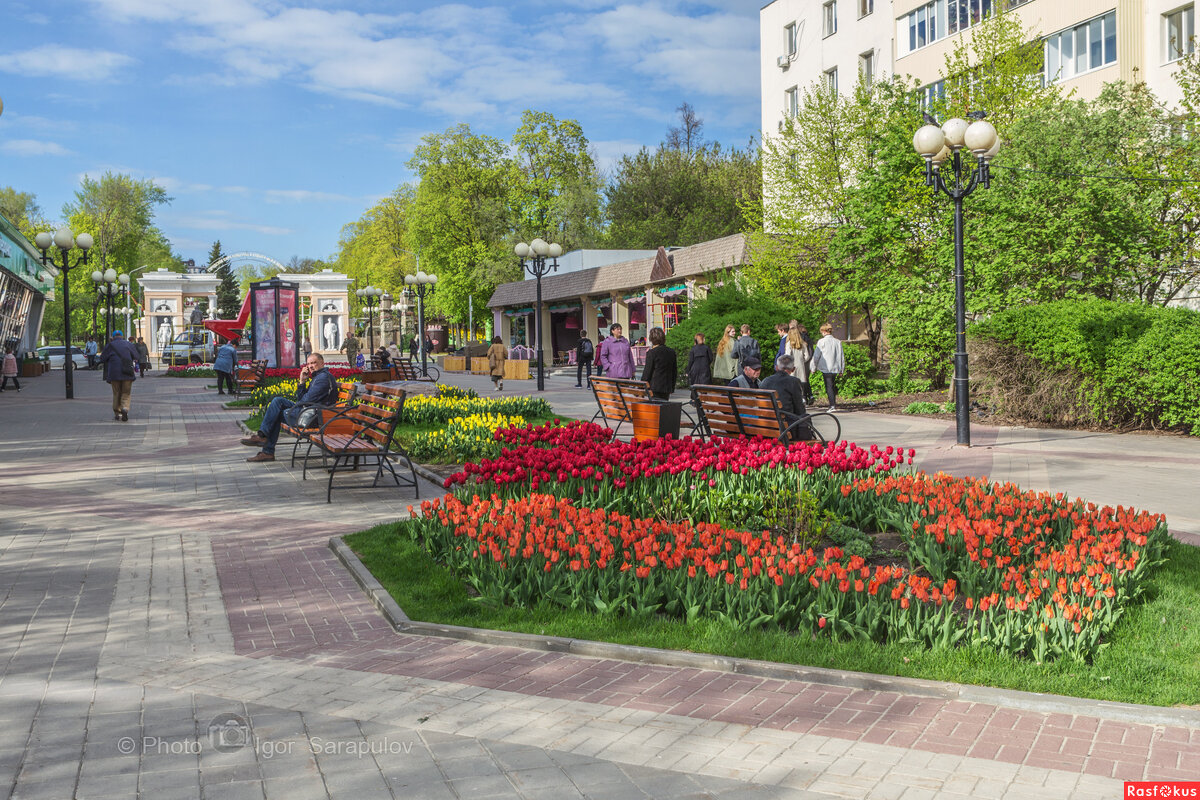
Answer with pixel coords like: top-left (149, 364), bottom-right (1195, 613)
top-left (640, 327), bottom-right (677, 400)
top-left (712, 324), bottom-right (738, 383)
top-left (599, 323), bottom-right (635, 379)
top-left (1, 347), bottom-right (20, 392)
top-left (487, 336), bottom-right (508, 391)
top-left (785, 323), bottom-right (813, 405)
top-left (686, 332), bottom-right (713, 386)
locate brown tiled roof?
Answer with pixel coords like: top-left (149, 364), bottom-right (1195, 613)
top-left (487, 234), bottom-right (746, 308)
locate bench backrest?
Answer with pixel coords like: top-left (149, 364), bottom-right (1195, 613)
top-left (691, 384), bottom-right (786, 440)
top-left (345, 383), bottom-right (406, 448)
top-left (591, 377), bottom-right (652, 422)
top-left (335, 381), bottom-right (358, 406)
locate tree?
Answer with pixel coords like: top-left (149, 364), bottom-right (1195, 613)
top-left (335, 187), bottom-right (417, 295)
top-left (0, 187), bottom-right (44, 236)
top-left (63, 172), bottom-right (171, 277)
top-left (606, 105), bottom-right (760, 250)
top-left (510, 110), bottom-right (603, 250)
top-left (210, 240), bottom-right (241, 319)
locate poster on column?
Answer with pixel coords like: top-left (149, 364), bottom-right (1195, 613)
top-left (278, 288), bottom-right (297, 367)
top-left (253, 289), bottom-right (275, 363)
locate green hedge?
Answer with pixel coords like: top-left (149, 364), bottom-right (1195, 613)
top-left (971, 299), bottom-right (1200, 435)
top-left (664, 285), bottom-right (824, 379)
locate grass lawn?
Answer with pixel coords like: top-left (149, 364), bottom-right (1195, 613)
top-left (345, 522), bottom-right (1200, 708)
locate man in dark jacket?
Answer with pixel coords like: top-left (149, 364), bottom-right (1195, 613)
top-left (760, 354), bottom-right (811, 441)
top-left (574, 330), bottom-right (594, 388)
top-left (733, 324), bottom-right (760, 370)
top-left (728, 356), bottom-right (761, 389)
top-left (99, 330), bottom-right (141, 421)
top-left (640, 327), bottom-right (677, 400)
top-left (241, 353), bottom-right (338, 463)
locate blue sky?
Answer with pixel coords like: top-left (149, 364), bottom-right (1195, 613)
top-left (0, 0), bottom-right (761, 266)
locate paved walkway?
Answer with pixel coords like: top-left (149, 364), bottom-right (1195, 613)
top-left (0, 367), bottom-right (1196, 800)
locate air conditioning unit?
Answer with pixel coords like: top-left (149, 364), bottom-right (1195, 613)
top-left (777, 54), bottom-right (791, 69)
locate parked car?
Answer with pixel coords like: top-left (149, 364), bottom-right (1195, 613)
top-left (161, 328), bottom-right (218, 367)
top-left (36, 346), bottom-right (89, 370)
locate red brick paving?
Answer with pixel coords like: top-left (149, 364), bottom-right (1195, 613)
top-left (205, 524), bottom-right (1197, 782)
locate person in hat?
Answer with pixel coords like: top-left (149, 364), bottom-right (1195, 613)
top-left (98, 330), bottom-right (141, 421)
top-left (728, 355), bottom-right (761, 389)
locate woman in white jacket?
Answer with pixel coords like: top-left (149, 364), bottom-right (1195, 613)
top-left (810, 323), bottom-right (845, 411)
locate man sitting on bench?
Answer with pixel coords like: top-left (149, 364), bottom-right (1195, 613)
top-left (241, 353), bottom-right (338, 463)
top-left (760, 354), bottom-right (812, 441)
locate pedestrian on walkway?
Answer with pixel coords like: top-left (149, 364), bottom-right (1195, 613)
top-left (135, 337), bottom-right (151, 377)
top-left (784, 323), bottom-right (813, 405)
top-left (640, 327), bottom-right (677, 400)
top-left (0, 347), bottom-right (20, 392)
top-left (99, 330), bottom-right (140, 421)
top-left (600, 324), bottom-right (635, 379)
top-left (213, 340), bottom-right (238, 395)
top-left (733, 324), bottom-right (761, 371)
top-left (302, 338), bottom-right (312, 359)
top-left (811, 323), bottom-right (845, 411)
top-left (242, 353), bottom-right (337, 462)
top-left (574, 331), bottom-right (594, 388)
top-left (487, 336), bottom-right (507, 392)
top-left (775, 323), bottom-right (789, 365)
top-left (84, 336), bottom-right (98, 370)
top-left (686, 332), bottom-right (713, 386)
top-left (386, 341), bottom-right (402, 365)
top-left (713, 324), bottom-right (738, 383)
top-left (593, 335), bottom-right (605, 377)
top-left (340, 332), bottom-right (360, 367)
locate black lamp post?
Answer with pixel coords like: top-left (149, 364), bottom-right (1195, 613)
top-left (35, 227), bottom-right (93, 399)
top-left (912, 115), bottom-right (999, 448)
top-left (403, 271), bottom-right (437, 378)
top-left (514, 238), bottom-right (562, 392)
top-left (356, 285), bottom-right (382, 358)
top-left (91, 268), bottom-right (128, 346)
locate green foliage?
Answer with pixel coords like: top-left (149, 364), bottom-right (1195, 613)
top-left (884, 300), bottom-right (955, 388)
top-left (405, 413), bottom-right (526, 464)
top-left (663, 284), bottom-right (819, 376)
top-left (762, 487), bottom-right (838, 551)
top-left (971, 298), bottom-right (1200, 434)
top-left (903, 402), bottom-right (944, 415)
top-left (511, 110), bottom-right (602, 249)
top-left (838, 344), bottom-right (875, 397)
top-left (0, 186), bottom-right (45, 236)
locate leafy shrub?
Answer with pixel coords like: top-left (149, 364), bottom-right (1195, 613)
top-left (903, 401), bottom-right (943, 415)
top-left (838, 343), bottom-right (875, 396)
top-left (971, 299), bottom-right (1200, 434)
top-left (664, 284), bottom-right (823, 378)
top-left (885, 300), bottom-right (955, 388)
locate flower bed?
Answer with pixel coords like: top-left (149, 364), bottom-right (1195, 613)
top-left (406, 413), bottom-right (526, 463)
top-left (402, 394), bottom-right (552, 425)
top-left (400, 421), bottom-right (1172, 662)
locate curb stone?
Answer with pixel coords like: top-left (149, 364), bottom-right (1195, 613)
top-left (329, 534), bottom-right (1200, 729)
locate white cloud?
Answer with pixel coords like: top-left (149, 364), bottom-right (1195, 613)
top-left (169, 212), bottom-right (293, 235)
top-left (0, 45), bottom-right (136, 81)
top-left (2, 139), bottom-right (75, 156)
top-left (263, 189), bottom-right (355, 203)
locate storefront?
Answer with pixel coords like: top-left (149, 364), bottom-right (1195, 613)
top-left (0, 214), bottom-right (53, 356)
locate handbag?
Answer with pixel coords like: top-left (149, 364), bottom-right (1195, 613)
top-left (297, 407), bottom-right (321, 428)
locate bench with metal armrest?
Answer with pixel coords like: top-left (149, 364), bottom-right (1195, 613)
top-left (690, 384), bottom-right (840, 444)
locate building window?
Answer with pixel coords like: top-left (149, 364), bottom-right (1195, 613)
top-left (902, 0), bottom-right (997, 54)
top-left (785, 86), bottom-right (799, 118)
top-left (918, 79), bottom-right (946, 109)
top-left (859, 0), bottom-right (874, 18)
top-left (785, 22), bottom-right (799, 56)
top-left (824, 67), bottom-right (838, 95)
top-left (947, 0), bottom-right (992, 36)
top-left (1044, 11), bottom-right (1117, 83)
top-left (860, 50), bottom-right (875, 87)
top-left (823, 1), bottom-right (837, 37)
top-left (1166, 6), bottom-right (1196, 63)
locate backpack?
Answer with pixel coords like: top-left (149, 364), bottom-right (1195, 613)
top-left (579, 338), bottom-right (594, 358)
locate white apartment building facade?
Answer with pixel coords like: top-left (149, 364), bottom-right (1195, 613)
top-left (761, 0), bottom-right (1197, 137)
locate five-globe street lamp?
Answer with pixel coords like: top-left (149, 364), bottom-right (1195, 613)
top-left (912, 114), bottom-right (1000, 448)
top-left (403, 271), bottom-right (437, 379)
top-left (91, 268), bottom-right (129, 345)
top-left (36, 227), bottom-right (94, 399)
top-left (355, 285), bottom-right (384, 358)
top-left (514, 238), bottom-right (562, 392)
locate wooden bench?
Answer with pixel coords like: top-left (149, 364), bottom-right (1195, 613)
top-left (590, 377), bottom-right (695, 438)
top-left (690, 384), bottom-right (840, 444)
top-left (280, 381), bottom-right (360, 466)
top-left (234, 360), bottom-right (268, 396)
top-left (391, 357), bottom-right (438, 383)
top-left (300, 384), bottom-right (419, 503)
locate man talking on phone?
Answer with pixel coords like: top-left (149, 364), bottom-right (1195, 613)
top-left (241, 353), bottom-right (337, 463)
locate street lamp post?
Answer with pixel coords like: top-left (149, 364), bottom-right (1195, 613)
top-left (513, 238), bottom-right (562, 392)
top-left (912, 114), bottom-right (1000, 447)
top-left (91, 269), bottom-right (128, 345)
top-left (355, 285), bottom-right (383, 357)
top-left (35, 227), bottom-right (94, 399)
top-left (403, 272), bottom-right (437, 378)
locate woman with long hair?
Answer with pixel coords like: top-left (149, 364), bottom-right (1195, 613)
top-left (786, 323), bottom-right (813, 404)
top-left (712, 324), bottom-right (738, 382)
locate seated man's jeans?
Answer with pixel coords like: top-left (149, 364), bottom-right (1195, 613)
top-left (259, 397), bottom-right (299, 454)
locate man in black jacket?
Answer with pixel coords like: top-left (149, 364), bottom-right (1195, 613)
top-left (640, 327), bottom-right (677, 399)
top-left (760, 355), bottom-right (811, 441)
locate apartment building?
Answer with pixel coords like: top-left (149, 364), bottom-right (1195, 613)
top-left (761, 0), bottom-right (1196, 135)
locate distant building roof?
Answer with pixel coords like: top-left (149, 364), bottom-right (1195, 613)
top-left (488, 234), bottom-right (747, 308)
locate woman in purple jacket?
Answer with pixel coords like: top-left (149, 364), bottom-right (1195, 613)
top-left (599, 323), bottom-right (635, 379)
